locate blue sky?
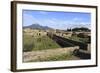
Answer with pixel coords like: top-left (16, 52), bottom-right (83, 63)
top-left (23, 10), bottom-right (91, 30)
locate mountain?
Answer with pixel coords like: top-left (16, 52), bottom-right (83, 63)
top-left (23, 23), bottom-right (53, 30)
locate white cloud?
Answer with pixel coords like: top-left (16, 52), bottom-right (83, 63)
top-left (68, 22), bottom-right (91, 29)
top-left (46, 20), bottom-right (56, 24)
top-left (23, 14), bottom-right (41, 26)
top-left (73, 17), bottom-right (82, 21)
top-left (38, 11), bottom-right (48, 15)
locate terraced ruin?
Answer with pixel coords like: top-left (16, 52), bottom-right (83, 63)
top-left (23, 28), bottom-right (91, 62)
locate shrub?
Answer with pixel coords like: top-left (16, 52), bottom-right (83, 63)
top-left (23, 42), bottom-right (34, 52)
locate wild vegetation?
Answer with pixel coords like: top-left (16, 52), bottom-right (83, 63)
top-left (23, 33), bottom-right (61, 52)
top-left (68, 36), bottom-right (89, 43)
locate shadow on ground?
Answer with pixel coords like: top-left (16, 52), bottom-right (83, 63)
top-left (73, 49), bottom-right (91, 59)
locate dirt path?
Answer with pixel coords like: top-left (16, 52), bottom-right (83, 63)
top-left (23, 46), bottom-right (79, 62)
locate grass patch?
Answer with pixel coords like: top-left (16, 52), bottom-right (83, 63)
top-left (23, 34), bottom-right (61, 52)
top-left (44, 53), bottom-right (73, 61)
top-left (23, 34), bottom-right (34, 52)
top-left (33, 36), bottom-right (61, 50)
top-left (68, 36), bottom-right (89, 43)
top-left (29, 52), bottom-right (75, 62)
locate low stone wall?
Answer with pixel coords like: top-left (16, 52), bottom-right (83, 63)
top-left (53, 34), bottom-right (88, 50)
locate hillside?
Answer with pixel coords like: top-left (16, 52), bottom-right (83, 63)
top-left (23, 23), bottom-right (53, 30)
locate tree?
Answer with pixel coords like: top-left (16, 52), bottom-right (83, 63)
top-left (72, 27), bottom-right (90, 32)
top-left (67, 28), bottom-right (71, 31)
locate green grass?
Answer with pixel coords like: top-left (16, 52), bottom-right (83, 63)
top-left (44, 52), bottom-right (73, 61)
top-left (29, 52), bottom-right (75, 62)
top-left (23, 34), bottom-right (34, 52)
top-left (68, 36), bottom-right (89, 43)
top-left (33, 36), bottom-right (61, 50)
top-left (23, 34), bottom-right (61, 52)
